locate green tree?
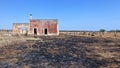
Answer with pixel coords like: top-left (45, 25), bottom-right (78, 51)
top-left (99, 29), bottom-right (106, 37)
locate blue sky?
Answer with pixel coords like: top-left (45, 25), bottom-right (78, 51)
top-left (0, 0), bottom-right (120, 31)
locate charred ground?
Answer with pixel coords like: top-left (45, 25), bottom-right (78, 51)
top-left (0, 35), bottom-right (120, 68)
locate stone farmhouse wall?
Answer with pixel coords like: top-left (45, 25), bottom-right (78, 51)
top-left (12, 20), bottom-right (59, 36)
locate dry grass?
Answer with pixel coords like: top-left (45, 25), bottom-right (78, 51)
top-left (0, 31), bottom-right (120, 68)
top-left (0, 35), bottom-right (26, 47)
top-left (0, 32), bottom-right (42, 47)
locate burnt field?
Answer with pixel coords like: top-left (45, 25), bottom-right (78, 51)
top-left (0, 35), bottom-right (120, 68)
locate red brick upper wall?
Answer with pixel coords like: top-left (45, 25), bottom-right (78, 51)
top-left (29, 19), bottom-right (58, 35)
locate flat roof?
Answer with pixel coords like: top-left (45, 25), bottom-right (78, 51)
top-left (13, 23), bottom-right (29, 25)
top-left (30, 19), bottom-right (58, 21)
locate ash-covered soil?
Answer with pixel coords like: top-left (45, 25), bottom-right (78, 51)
top-left (0, 35), bottom-right (120, 68)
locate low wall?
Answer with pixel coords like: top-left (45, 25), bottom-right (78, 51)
top-left (0, 30), bottom-right (120, 38)
top-left (60, 31), bottom-right (120, 38)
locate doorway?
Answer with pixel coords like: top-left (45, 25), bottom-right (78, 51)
top-left (44, 28), bottom-right (48, 34)
top-left (34, 28), bottom-right (37, 35)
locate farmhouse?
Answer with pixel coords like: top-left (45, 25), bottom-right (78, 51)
top-left (13, 14), bottom-right (59, 35)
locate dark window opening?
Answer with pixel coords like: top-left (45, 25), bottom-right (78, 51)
top-left (44, 28), bottom-right (48, 34)
top-left (34, 28), bottom-right (37, 35)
